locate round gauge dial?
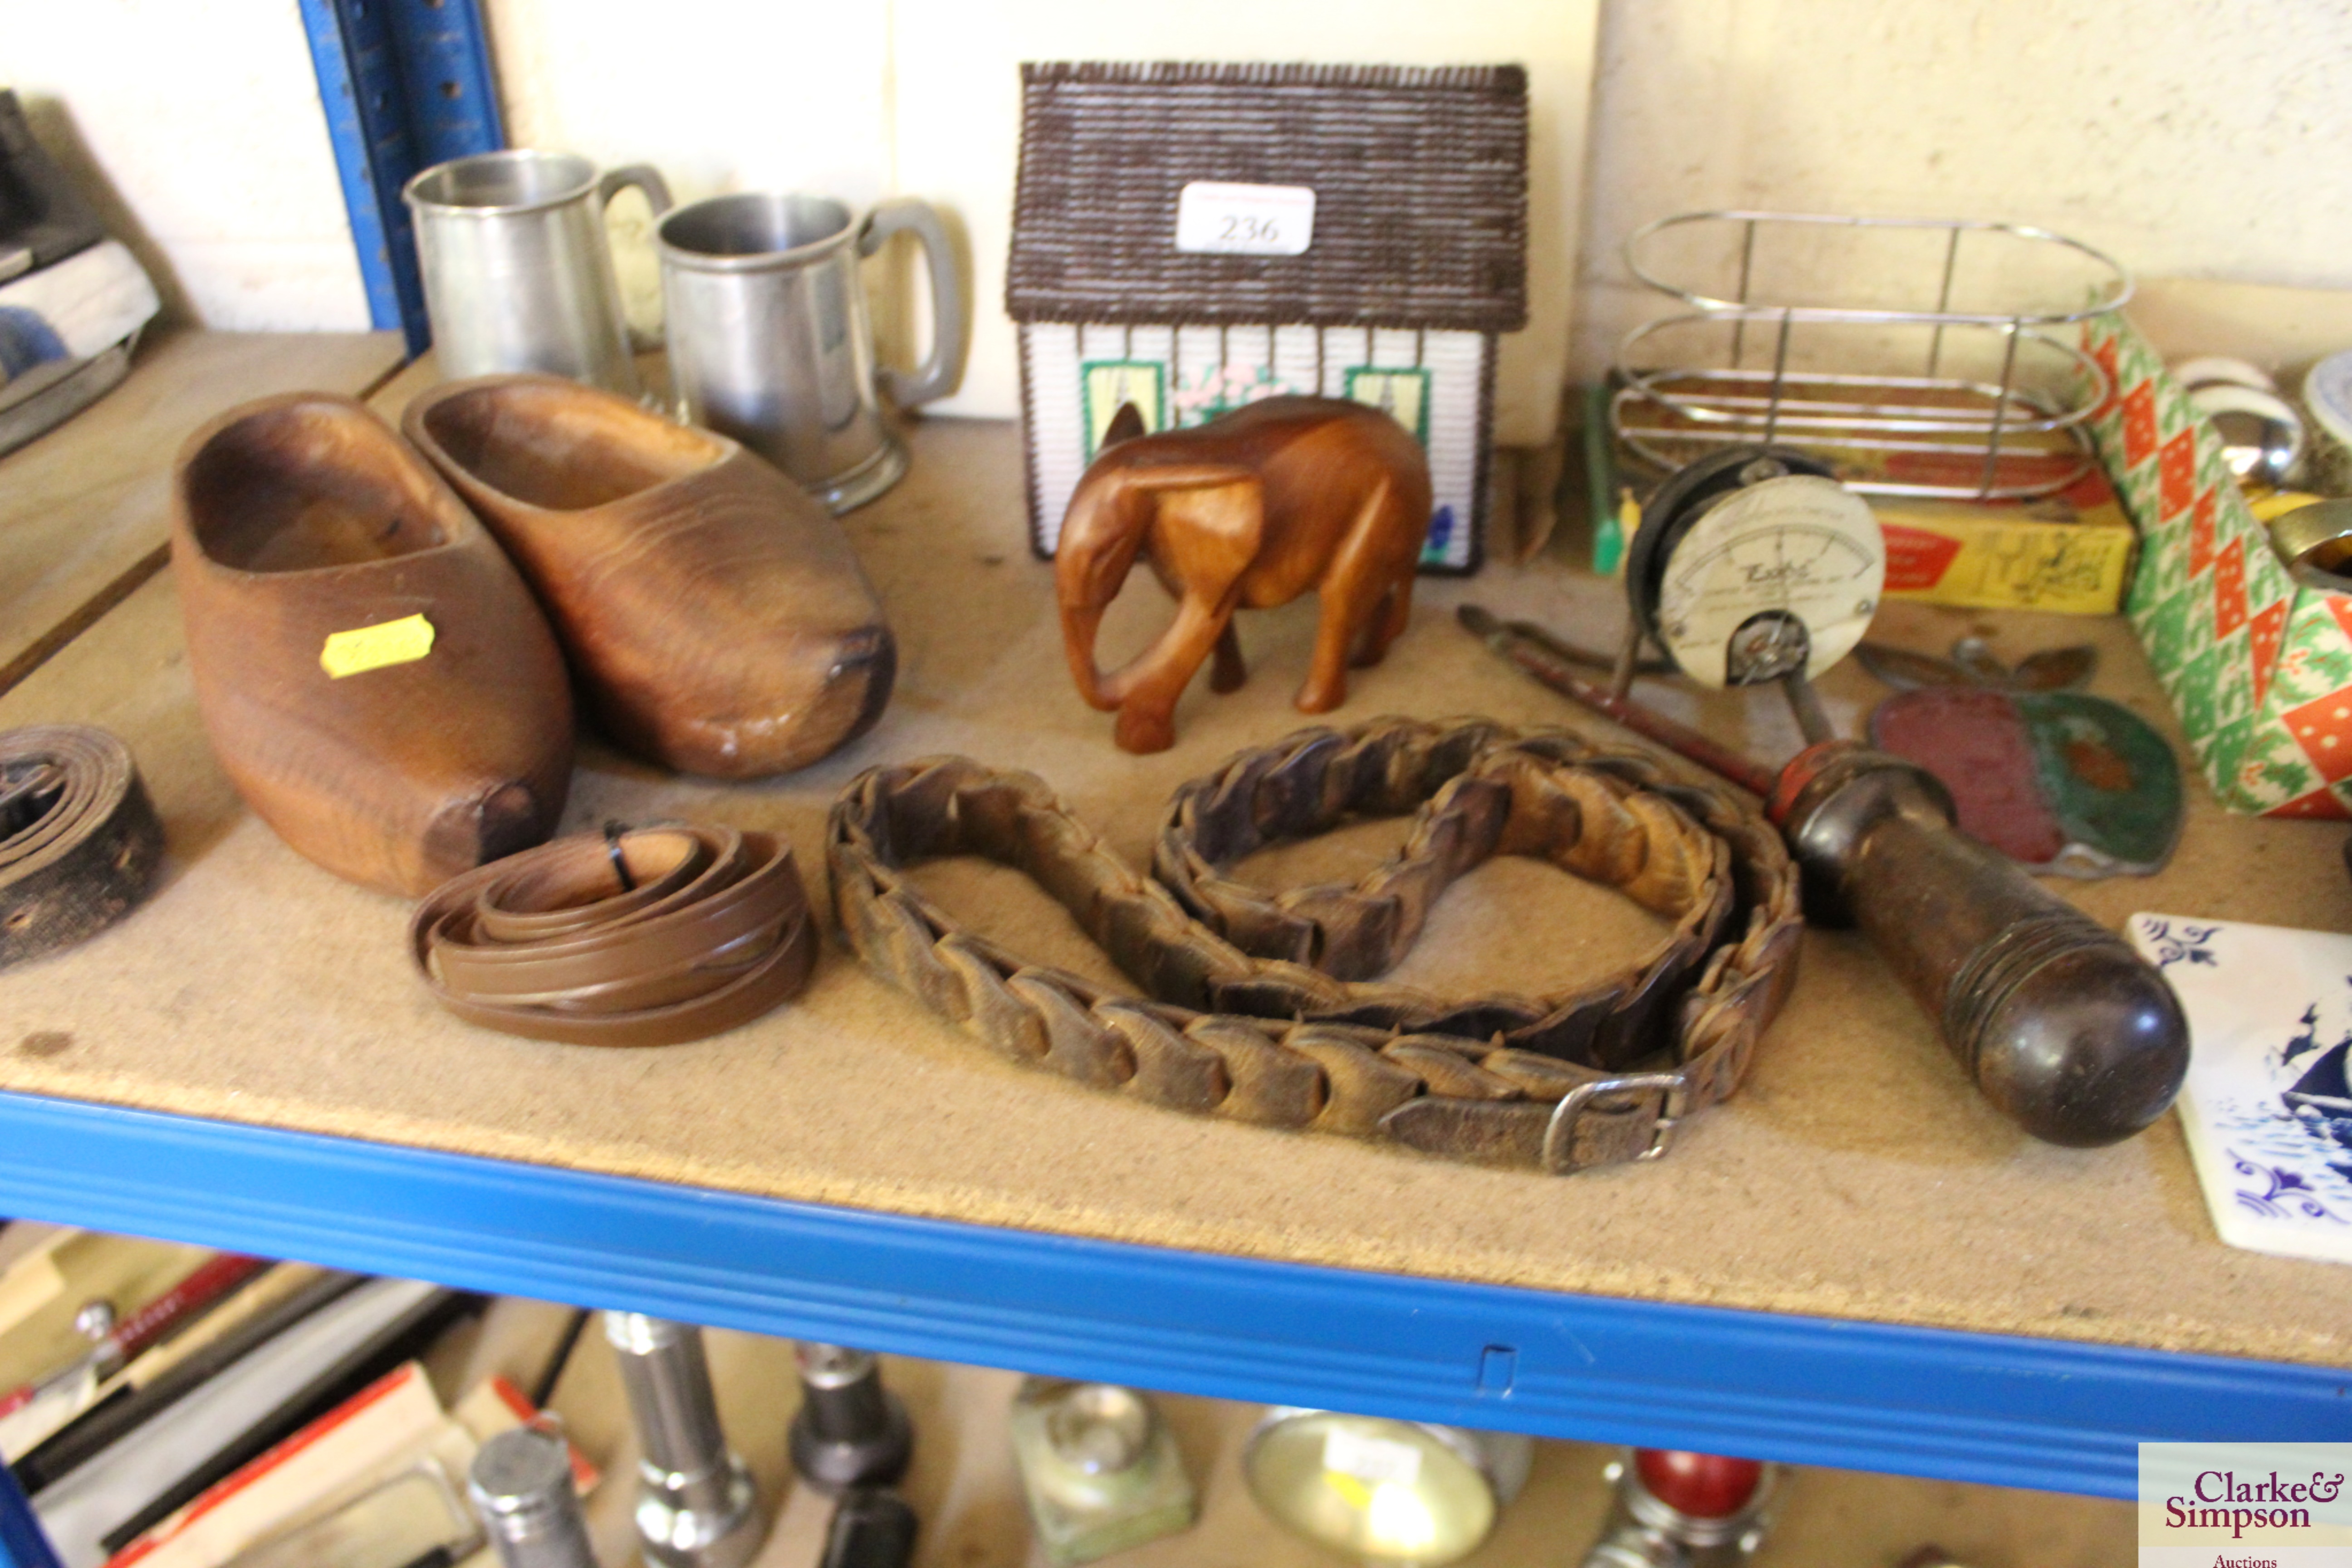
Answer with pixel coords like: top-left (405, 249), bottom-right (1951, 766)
top-left (1649, 474), bottom-right (1884, 687)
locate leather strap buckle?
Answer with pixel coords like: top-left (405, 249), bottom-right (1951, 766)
top-left (1543, 1071), bottom-right (1690, 1174)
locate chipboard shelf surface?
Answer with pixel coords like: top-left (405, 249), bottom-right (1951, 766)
top-left (0, 341), bottom-right (2346, 1520)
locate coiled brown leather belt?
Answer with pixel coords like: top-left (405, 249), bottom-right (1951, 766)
top-left (828, 718), bottom-right (1803, 1172)
top-left (0, 725), bottom-right (165, 970)
top-left (410, 824), bottom-right (816, 1045)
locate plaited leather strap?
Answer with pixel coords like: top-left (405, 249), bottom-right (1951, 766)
top-left (411, 824), bottom-right (817, 1045)
top-left (0, 725), bottom-right (165, 970)
top-left (827, 717), bottom-right (1803, 1172)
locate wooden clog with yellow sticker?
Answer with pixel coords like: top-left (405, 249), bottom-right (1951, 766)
top-left (172, 392), bottom-right (574, 896)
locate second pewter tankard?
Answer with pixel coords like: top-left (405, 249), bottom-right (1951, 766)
top-left (404, 150), bottom-right (672, 398)
top-left (658, 193), bottom-right (967, 512)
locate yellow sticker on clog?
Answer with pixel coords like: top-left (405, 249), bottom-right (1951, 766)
top-left (320, 613), bottom-right (436, 679)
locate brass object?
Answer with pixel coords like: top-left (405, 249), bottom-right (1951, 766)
top-left (1241, 1408), bottom-right (1529, 1566)
top-left (2265, 498), bottom-right (2352, 594)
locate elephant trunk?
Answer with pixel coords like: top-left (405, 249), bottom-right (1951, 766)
top-left (1058, 598), bottom-right (1122, 712)
top-left (1055, 475), bottom-right (1155, 711)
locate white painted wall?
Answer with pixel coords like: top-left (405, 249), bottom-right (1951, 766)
top-left (0, 0), bottom-right (371, 332)
top-left (12, 0), bottom-right (2352, 433)
top-left (481, 0), bottom-right (897, 349)
top-left (480, 0), bottom-right (1598, 445)
top-left (1572, 0), bottom-right (2352, 382)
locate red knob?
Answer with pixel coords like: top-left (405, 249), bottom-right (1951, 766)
top-left (1633, 1449), bottom-right (1765, 1519)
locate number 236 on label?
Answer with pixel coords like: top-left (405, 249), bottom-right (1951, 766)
top-left (1175, 181), bottom-right (1316, 257)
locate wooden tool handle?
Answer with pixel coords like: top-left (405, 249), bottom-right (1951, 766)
top-left (1771, 742), bottom-right (2188, 1146)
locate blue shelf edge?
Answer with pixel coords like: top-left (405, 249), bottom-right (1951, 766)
top-left (0, 1461), bottom-right (60, 1568)
top-left (0, 1088), bottom-right (2341, 1502)
top-left (297, 0), bottom-right (503, 350)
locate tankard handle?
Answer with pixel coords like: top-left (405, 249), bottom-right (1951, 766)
top-left (596, 165), bottom-right (674, 353)
top-left (596, 164), bottom-right (675, 219)
top-left (860, 198), bottom-right (968, 408)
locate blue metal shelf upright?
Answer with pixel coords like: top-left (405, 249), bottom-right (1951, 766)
top-left (298, 0), bottom-right (504, 352)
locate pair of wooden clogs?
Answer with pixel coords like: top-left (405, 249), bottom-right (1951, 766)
top-left (172, 377), bottom-right (895, 896)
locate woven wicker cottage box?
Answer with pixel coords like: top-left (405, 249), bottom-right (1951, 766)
top-left (1008, 62), bottom-right (1529, 573)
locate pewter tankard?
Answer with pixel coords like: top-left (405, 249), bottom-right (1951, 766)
top-left (657, 193), bottom-right (966, 512)
top-left (405, 150), bottom-right (671, 398)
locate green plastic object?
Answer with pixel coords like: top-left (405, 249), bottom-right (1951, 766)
top-left (1585, 382), bottom-right (1625, 575)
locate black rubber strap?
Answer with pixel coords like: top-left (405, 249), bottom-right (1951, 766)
top-left (0, 725), bottom-right (164, 970)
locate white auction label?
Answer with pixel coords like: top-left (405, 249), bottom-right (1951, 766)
top-left (2141, 1442), bottom-right (2352, 1568)
top-left (1321, 1425), bottom-right (1423, 1485)
top-left (1174, 181), bottom-right (1315, 256)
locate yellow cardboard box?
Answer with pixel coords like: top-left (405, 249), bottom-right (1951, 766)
top-left (1874, 464), bottom-right (2137, 615)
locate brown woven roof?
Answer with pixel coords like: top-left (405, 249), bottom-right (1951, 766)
top-left (1008, 62), bottom-right (1528, 333)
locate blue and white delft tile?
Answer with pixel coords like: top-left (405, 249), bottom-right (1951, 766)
top-left (2129, 912), bottom-right (2352, 1266)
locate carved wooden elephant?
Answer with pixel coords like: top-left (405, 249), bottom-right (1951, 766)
top-left (1054, 396), bottom-right (1434, 754)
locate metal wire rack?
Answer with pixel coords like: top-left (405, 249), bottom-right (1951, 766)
top-left (1610, 212), bottom-right (2134, 500)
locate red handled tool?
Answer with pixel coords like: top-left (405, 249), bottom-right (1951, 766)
top-left (0, 1250), bottom-right (269, 1419)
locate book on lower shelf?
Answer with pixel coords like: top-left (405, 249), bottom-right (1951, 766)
top-left (109, 1362), bottom-right (596, 1568)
